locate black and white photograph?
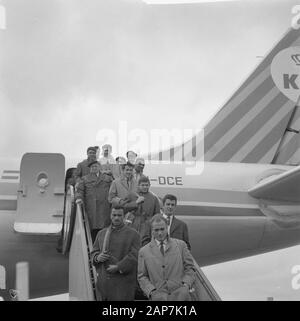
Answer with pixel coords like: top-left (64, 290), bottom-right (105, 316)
top-left (0, 0), bottom-right (300, 304)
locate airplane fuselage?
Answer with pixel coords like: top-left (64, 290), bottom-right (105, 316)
top-left (0, 209), bottom-right (68, 300)
top-left (1, 159), bottom-right (300, 299)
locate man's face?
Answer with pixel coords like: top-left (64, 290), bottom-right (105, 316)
top-left (90, 163), bottom-right (101, 174)
top-left (135, 160), bottom-right (145, 173)
top-left (103, 146), bottom-right (110, 157)
top-left (87, 150), bottom-right (96, 161)
top-left (123, 165), bottom-right (133, 178)
top-left (139, 182), bottom-right (149, 194)
top-left (127, 152), bottom-right (137, 164)
top-left (163, 199), bottom-right (177, 217)
top-left (111, 209), bottom-right (124, 226)
top-left (152, 221), bottom-right (168, 242)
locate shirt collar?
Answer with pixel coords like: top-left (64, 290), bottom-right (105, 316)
top-left (111, 222), bottom-right (125, 231)
top-left (154, 237), bottom-right (168, 246)
top-left (163, 213), bottom-right (173, 222)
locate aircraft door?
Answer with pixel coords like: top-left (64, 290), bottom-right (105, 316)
top-left (15, 153), bottom-right (65, 234)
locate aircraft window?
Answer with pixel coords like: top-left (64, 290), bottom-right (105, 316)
top-left (36, 172), bottom-right (49, 187)
top-left (0, 265), bottom-right (6, 289)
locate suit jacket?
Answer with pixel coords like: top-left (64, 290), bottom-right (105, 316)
top-left (108, 176), bottom-right (138, 207)
top-left (138, 237), bottom-right (195, 300)
top-left (142, 216), bottom-right (191, 250)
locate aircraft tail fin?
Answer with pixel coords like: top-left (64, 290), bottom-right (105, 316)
top-left (150, 28), bottom-right (300, 164)
top-left (202, 28), bottom-right (300, 164)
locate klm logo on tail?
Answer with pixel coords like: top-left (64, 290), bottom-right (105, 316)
top-left (283, 74), bottom-right (298, 90)
top-left (291, 54), bottom-right (300, 65)
top-left (283, 54), bottom-right (300, 90)
top-left (271, 47), bottom-right (300, 101)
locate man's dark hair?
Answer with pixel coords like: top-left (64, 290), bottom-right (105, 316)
top-left (121, 161), bottom-right (134, 170)
top-left (126, 150), bottom-right (137, 158)
top-left (138, 175), bottom-right (150, 185)
top-left (162, 194), bottom-right (177, 205)
top-left (111, 207), bottom-right (124, 213)
top-left (87, 146), bottom-right (96, 153)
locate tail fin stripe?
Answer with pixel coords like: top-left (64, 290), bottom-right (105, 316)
top-left (273, 106), bottom-right (300, 164)
top-left (286, 147), bottom-right (300, 165)
top-left (209, 90), bottom-right (288, 161)
top-left (230, 100), bottom-right (294, 162)
top-left (205, 74), bottom-right (275, 153)
top-left (258, 144), bottom-right (280, 164)
top-left (204, 86), bottom-right (279, 161)
top-left (204, 67), bottom-right (270, 137)
top-left (274, 134), bottom-right (300, 164)
top-left (276, 111), bottom-right (300, 151)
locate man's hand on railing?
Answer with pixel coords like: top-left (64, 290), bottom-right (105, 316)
top-left (96, 253), bottom-right (110, 263)
top-left (75, 198), bottom-right (83, 205)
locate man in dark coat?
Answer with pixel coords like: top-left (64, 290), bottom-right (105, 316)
top-left (74, 146), bottom-right (97, 184)
top-left (76, 161), bottom-right (113, 242)
top-left (91, 208), bottom-right (141, 301)
top-left (142, 194), bottom-right (191, 250)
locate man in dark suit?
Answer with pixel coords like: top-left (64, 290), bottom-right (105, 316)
top-left (142, 194), bottom-right (191, 250)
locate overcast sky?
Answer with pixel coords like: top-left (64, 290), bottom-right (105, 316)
top-left (1, 0), bottom-right (300, 300)
top-left (1, 0), bottom-right (300, 158)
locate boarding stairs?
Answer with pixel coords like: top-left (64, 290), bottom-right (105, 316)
top-left (62, 186), bottom-right (221, 301)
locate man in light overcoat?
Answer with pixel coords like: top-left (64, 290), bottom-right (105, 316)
top-left (138, 214), bottom-right (195, 301)
top-left (108, 162), bottom-right (138, 208)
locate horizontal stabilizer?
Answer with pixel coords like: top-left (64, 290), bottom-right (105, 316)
top-left (248, 165), bottom-right (300, 202)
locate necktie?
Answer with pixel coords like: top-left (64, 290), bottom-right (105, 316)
top-left (166, 216), bottom-right (171, 226)
top-left (160, 241), bottom-right (164, 256)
